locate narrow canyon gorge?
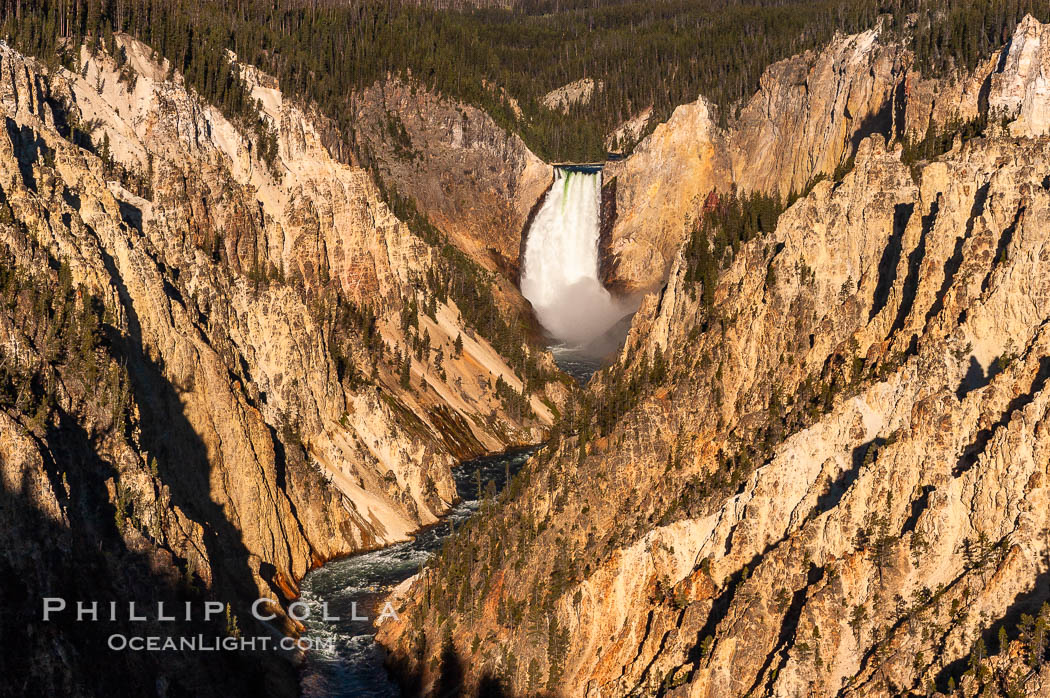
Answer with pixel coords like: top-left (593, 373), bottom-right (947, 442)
top-left (2, 3), bottom-right (1050, 698)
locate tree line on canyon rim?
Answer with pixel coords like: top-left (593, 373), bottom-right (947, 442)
top-left (0, 0), bottom-right (1033, 496)
top-left (2, 0), bottom-right (1048, 164)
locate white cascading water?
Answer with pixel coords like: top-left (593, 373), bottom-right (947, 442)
top-left (521, 168), bottom-right (630, 355)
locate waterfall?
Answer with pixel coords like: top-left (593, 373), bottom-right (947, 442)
top-left (521, 168), bottom-right (631, 356)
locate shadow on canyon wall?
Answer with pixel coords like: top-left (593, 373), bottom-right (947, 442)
top-left (0, 456), bottom-right (288, 697)
top-left (0, 243), bottom-right (303, 695)
top-left (388, 640), bottom-right (517, 698)
top-left (94, 241), bottom-right (269, 611)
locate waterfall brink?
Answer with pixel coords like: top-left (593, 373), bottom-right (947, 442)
top-left (521, 168), bottom-right (632, 358)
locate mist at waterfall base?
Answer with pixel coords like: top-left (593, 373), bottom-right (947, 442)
top-left (521, 168), bottom-right (636, 379)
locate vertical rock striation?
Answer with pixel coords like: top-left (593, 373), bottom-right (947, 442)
top-left (0, 36), bottom-right (554, 695)
top-left (379, 17), bottom-right (1050, 698)
top-left (601, 15), bottom-right (1050, 296)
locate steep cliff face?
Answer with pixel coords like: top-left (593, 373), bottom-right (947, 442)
top-left (729, 27), bottom-right (901, 196)
top-left (988, 14), bottom-right (1050, 138)
top-left (601, 99), bottom-right (731, 294)
top-left (352, 79), bottom-right (551, 280)
top-left (601, 15), bottom-right (1049, 295)
top-left (378, 19), bottom-right (1050, 697)
top-left (605, 26), bottom-right (904, 293)
top-left (0, 36), bottom-right (554, 695)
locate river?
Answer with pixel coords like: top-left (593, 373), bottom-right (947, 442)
top-left (297, 447), bottom-right (538, 697)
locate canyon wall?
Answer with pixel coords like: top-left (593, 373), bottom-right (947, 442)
top-left (352, 79), bottom-right (551, 280)
top-left (602, 16), bottom-right (1045, 294)
top-left (379, 17), bottom-right (1050, 698)
top-left (0, 37), bottom-right (554, 695)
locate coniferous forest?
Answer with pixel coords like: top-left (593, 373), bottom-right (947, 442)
top-left (6, 1), bottom-right (1050, 697)
top-left (2, 0), bottom-right (1049, 162)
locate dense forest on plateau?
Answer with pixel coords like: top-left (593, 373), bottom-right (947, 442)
top-left (2, 0), bottom-right (1049, 162)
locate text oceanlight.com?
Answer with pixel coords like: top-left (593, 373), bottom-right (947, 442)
top-left (107, 634), bottom-right (328, 651)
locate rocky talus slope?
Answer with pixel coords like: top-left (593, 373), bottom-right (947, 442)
top-left (0, 37), bottom-right (555, 696)
top-left (379, 18), bottom-right (1050, 698)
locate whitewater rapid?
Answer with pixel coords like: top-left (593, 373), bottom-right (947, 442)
top-left (521, 168), bottom-right (631, 356)
top-left (298, 449), bottom-right (537, 697)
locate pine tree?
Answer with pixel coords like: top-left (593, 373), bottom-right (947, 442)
top-left (100, 131), bottom-right (112, 169)
top-left (400, 355), bottom-right (411, 390)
